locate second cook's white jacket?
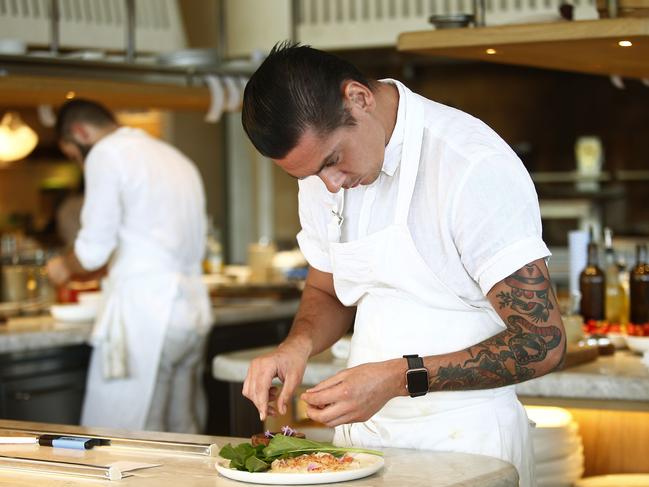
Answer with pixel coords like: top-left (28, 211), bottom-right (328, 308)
top-left (76, 127), bottom-right (211, 430)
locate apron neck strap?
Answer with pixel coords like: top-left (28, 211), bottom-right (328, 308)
top-left (394, 89), bottom-right (425, 226)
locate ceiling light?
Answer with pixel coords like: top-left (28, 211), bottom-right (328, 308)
top-left (65, 91), bottom-right (76, 99)
top-left (0, 112), bottom-right (39, 165)
top-left (485, 48), bottom-right (497, 55)
top-left (618, 40), bottom-right (632, 47)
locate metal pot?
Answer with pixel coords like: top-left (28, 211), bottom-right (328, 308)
top-left (1, 264), bottom-right (29, 302)
top-left (1, 263), bottom-right (52, 303)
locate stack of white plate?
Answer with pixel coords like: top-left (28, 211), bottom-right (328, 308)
top-left (525, 406), bottom-right (585, 487)
top-left (576, 474), bottom-right (649, 486)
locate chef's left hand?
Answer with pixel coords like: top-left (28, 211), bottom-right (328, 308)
top-left (46, 256), bottom-right (71, 287)
top-left (300, 359), bottom-right (405, 427)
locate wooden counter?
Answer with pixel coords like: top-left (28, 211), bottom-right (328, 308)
top-left (0, 420), bottom-right (518, 486)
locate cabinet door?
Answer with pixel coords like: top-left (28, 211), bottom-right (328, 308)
top-left (0, 369), bottom-right (88, 425)
top-left (204, 318), bottom-right (292, 435)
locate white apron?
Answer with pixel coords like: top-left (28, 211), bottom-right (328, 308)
top-left (328, 87), bottom-right (535, 486)
top-left (81, 239), bottom-right (211, 430)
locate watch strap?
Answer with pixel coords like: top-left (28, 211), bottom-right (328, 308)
top-left (403, 354), bottom-right (424, 370)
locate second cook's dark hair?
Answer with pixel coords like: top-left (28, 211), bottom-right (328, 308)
top-left (55, 99), bottom-right (117, 140)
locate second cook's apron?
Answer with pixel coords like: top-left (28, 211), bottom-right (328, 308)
top-left (328, 85), bottom-right (535, 486)
top-left (81, 239), bottom-right (210, 431)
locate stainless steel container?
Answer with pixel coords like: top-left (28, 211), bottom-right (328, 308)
top-left (1, 264), bottom-right (28, 302)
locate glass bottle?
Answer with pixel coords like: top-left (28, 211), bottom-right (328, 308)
top-left (603, 228), bottom-right (626, 328)
top-left (203, 217), bottom-right (223, 274)
top-left (580, 240), bottom-right (605, 326)
top-left (630, 244), bottom-right (649, 332)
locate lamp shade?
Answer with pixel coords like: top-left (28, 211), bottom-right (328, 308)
top-left (0, 112), bottom-right (39, 164)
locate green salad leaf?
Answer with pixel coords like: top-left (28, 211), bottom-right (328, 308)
top-left (218, 434), bottom-right (383, 473)
top-left (263, 434), bottom-right (383, 459)
top-left (219, 442), bottom-right (266, 471)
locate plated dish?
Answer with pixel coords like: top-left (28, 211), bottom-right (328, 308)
top-left (216, 452), bottom-right (384, 485)
top-left (215, 428), bottom-right (384, 484)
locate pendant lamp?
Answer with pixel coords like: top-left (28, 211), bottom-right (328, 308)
top-left (0, 112), bottom-right (39, 165)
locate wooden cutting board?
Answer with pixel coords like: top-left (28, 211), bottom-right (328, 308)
top-left (562, 343), bottom-right (599, 369)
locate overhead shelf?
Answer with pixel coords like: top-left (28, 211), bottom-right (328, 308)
top-left (0, 54), bottom-right (254, 110)
top-left (398, 17), bottom-right (649, 79)
top-left (0, 75), bottom-right (210, 111)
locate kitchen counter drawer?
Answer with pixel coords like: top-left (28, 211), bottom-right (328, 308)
top-left (0, 344), bottom-right (91, 425)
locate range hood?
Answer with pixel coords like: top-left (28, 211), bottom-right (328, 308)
top-left (398, 17), bottom-right (649, 79)
top-left (0, 0), bottom-right (254, 111)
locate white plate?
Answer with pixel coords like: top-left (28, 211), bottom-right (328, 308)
top-left (575, 474), bottom-right (649, 486)
top-left (50, 304), bottom-right (96, 323)
top-left (625, 336), bottom-right (649, 354)
top-left (215, 453), bottom-right (384, 485)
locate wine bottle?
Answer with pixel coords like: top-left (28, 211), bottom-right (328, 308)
top-left (580, 240), bottom-right (605, 328)
top-left (630, 244), bottom-right (649, 335)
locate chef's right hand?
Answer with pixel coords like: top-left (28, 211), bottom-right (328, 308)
top-left (242, 341), bottom-right (310, 421)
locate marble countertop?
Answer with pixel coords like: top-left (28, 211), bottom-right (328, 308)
top-left (0, 299), bottom-right (299, 355)
top-left (516, 350), bottom-right (649, 403)
top-left (213, 346), bottom-right (649, 404)
top-left (0, 419), bottom-right (517, 486)
top-left (0, 315), bottom-right (92, 354)
top-left (211, 299), bottom-right (299, 326)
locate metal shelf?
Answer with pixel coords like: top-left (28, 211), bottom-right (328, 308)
top-left (0, 54), bottom-right (255, 111)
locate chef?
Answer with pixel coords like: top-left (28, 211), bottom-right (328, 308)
top-left (240, 43), bottom-right (565, 486)
top-left (46, 99), bottom-right (211, 433)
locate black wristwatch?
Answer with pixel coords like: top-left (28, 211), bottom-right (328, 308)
top-left (403, 354), bottom-right (429, 398)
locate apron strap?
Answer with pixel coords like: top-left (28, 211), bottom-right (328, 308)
top-left (394, 89), bottom-right (425, 226)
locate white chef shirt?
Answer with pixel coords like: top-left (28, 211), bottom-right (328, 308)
top-left (75, 127), bottom-right (206, 273)
top-left (296, 79), bottom-right (550, 308)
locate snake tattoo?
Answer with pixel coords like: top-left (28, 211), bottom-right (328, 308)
top-left (432, 263), bottom-right (565, 391)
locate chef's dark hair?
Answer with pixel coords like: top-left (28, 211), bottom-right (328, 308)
top-left (55, 99), bottom-right (117, 140)
top-left (242, 41), bottom-right (374, 159)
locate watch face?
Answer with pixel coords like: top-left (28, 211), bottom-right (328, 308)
top-left (407, 369), bottom-right (429, 394)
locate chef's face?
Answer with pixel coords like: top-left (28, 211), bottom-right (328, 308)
top-left (274, 83), bottom-right (386, 193)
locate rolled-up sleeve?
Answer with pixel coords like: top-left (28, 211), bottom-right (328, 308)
top-left (74, 147), bottom-right (121, 270)
top-left (451, 153), bottom-right (550, 295)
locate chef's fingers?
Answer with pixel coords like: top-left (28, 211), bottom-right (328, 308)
top-left (301, 381), bottom-right (345, 407)
top-left (305, 370), bottom-right (347, 394)
top-left (243, 359), bottom-right (278, 421)
top-left (277, 371), bottom-right (302, 416)
top-left (266, 404), bottom-right (278, 417)
top-left (304, 401), bottom-right (349, 426)
top-left (268, 386), bottom-right (279, 402)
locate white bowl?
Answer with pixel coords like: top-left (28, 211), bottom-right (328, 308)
top-left (625, 336), bottom-right (649, 354)
top-left (77, 291), bottom-right (103, 310)
top-left (607, 332), bottom-right (627, 349)
top-left (50, 304), bottom-right (96, 323)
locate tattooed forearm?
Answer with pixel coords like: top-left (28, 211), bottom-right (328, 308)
top-left (428, 260), bottom-right (566, 392)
